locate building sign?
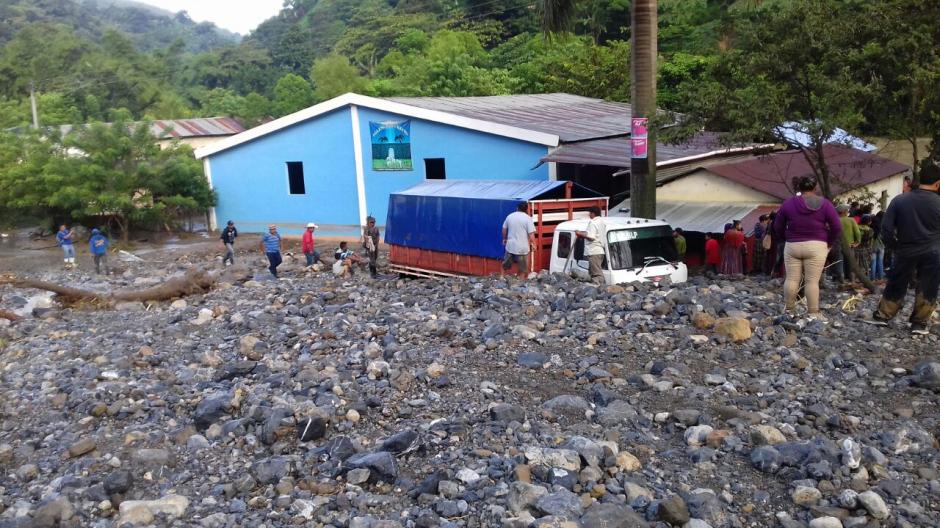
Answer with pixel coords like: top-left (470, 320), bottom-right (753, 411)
top-left (631, 117), bottom-right (648, 159)
top-left (370, 120), bottom-right (413, 171)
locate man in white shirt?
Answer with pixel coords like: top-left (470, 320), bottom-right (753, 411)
top-left (577, 206), bottom-right (606, 282)
top-left (501, 202), bottom-right (536, 278)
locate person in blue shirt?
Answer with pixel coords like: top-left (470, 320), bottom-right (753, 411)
top-left (260, 224), bottom-right (282, 277)
top-left (88, 228), bottom-right (109, 274)
top-left (56, 224), bottom-right (76, 269)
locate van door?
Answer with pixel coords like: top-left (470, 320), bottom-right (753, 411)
top-left (571, 236), bottom-right (590, 279)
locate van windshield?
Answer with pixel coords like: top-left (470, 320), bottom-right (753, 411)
top-left (607, 226), bottom-right (679, 270)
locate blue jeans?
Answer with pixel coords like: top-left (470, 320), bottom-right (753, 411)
top-left (304, 251), bottom-right (320, 266)
top-left (61, 244), bottom-right (75, 259)
top-left (870, 246), bottom-right (884, 280)
top-left (266, 251), bottom-right (282, 277)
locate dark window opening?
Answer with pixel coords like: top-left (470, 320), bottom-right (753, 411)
top-left (287, 162), bottom-right (305, 194)
top-left (425, 158), bottom-right (446, 180)
top-left (556, 232), bottom-right (572, 258)
top-left (574, 237), bottom-right (585, 261)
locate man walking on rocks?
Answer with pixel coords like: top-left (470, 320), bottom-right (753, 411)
top-left (56, 224), bottom-right (76, 269)
top-left (261, 224), bottom-right (283, 278)
top-left (501, 202), bottom-right (536, 279)
top-left (302, 223), bottom-right (321, 267)
top-left (577, 206), bottom-right (606, 282)
top-left (870, 163), bottom-right (940, 335)
top-left (220, 220), bottom-right (237, 266)
top-left (88, 228), bottom-right (109, 274)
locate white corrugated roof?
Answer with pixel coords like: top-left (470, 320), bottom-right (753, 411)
top-left (612, 201), bottom-right (772, 234)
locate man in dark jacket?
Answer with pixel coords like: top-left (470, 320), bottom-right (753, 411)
top-left (220, 221), bottom-right (237, 266)
top-left (872, 163), bottom-right (940, 335)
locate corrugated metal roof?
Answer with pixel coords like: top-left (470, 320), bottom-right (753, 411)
top-left (612, 200), bottom-right (772, 233)
top-left (708, 144), bottom-right (910, 200)
top-left (150, 117), bottom-right (245, 139)
top-left (392, 179), bottom-right (603, 200)
top-left (540, 132), bottom-right (732, 167)
top-left (54, 117), bottom-right (245, 140)
top-left (385, 93), bottom-right (631, 142)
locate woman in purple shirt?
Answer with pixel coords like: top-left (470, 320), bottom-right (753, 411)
top-left (772, 176), bottom-right (842, 319)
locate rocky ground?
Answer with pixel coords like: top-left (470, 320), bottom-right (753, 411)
top-left (0, 243), bottom-right (938, 528)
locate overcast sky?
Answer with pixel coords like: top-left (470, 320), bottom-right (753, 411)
top-left (132, 0), bottom-right (284, 35)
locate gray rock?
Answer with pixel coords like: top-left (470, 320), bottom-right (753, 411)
top-left (658, 494), bottom-right (691, 525)
top-left (507, 481), bottom-right (548, 514)
top-left (346, 451), bottom-right (399, 482)
top-left (518, 352), bottom-right (548, 368)
top-left (856, 491), bottom-right (889, 520)
top-left (490, 403), bottom-right (526, 423)
top-left (104, 470), bottom-right (134, 495)
top-left (579, 503), bottom-right (647, 528)
top-left (535, 489), bottom-right (583, 518)
top-left (252, 456), bottom-right (292, 485)
top-left (542, 395), bottom-right (591, 413)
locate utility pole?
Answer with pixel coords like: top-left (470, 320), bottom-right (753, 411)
top-left (29, 81), bottom-right (40, 129)
top-left (629, 0), bottom-right (657, 219)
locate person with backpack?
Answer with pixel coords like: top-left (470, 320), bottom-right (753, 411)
top-left (88, 228), bottom-right (109, 274)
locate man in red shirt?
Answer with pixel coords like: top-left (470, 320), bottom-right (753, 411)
top-left (704, 232), bottom-right (721, 276)
top-left (302, 223), bottom-right (321, 267)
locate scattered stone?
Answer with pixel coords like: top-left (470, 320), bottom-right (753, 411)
top-left (856, 491), bottom-right (889, 519)
top-left (118, 494), bottom-right (190, 526)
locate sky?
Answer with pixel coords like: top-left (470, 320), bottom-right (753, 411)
top-left (132, 0), bottom-right (284, 35)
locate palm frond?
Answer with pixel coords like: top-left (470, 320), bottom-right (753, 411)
top-left (537, 0), bottom-right (577, 34)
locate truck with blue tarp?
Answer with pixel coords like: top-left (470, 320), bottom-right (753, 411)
top-left (383, 180), bottom-right (607, 277)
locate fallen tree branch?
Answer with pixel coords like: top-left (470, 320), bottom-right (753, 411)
top-left (0, 268), bottom-right (220, 305)
top-left (0, 309), bottom-right (22, 322)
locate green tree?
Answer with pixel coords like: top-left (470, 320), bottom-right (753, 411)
top-left (272, 74), bottom-right (316, 117)
top-left (859, 0), bottom-right (940, 182)
top-left (310, 54), bottom-right (371, 101)
top-left (665, 0), bottom-right (879, 290)
top-left (238, 93), bottom-right (272, 127)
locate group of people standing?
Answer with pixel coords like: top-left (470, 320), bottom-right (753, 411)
top-left (220, 217), bottom-right (381, 279)
top-left (55, 224), bottom-right (110, 274)
top-left (697, 221), bottom-right (749, 276)
top-left (772, 167), bottom-right (940, 334)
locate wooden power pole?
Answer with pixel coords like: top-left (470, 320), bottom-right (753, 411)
top-left (629, 0), bottom-right (657, 219)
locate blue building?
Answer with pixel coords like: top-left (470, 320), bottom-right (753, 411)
top-left (194, 93), bottom-right (745, 235)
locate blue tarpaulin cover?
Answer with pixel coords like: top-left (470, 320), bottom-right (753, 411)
top-left (384, 180), bottom-right (602, 259)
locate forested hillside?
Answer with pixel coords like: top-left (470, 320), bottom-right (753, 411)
top-left (0, 0), bottom-right (937, 154)
top-left (0, 0), bottom-right (239, 52)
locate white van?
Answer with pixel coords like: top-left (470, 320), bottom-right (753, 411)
top-left (550, 217), bottom-right (688, 285)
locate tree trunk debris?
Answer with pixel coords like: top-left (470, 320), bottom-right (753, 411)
top-left (0, 268), bottom-right (220, 306)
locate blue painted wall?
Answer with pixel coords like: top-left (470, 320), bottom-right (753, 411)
top-left (210, 108), bottom-right (358, 235)
top-left (207, 103), bottom-right (550, 234)
top-left (356, 107), bottom-right (550, 226)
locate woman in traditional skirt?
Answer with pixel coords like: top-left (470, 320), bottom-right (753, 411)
top-left (719, 222), bottom-right (745, 275)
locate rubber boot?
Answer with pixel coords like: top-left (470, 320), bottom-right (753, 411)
top-left (910, 294), bottom-right (936, 325)
top-left (874, 297), bottom-right (903, 321)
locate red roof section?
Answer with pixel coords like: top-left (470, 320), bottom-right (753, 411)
top-left (707, 144), bottom-right (909, 200)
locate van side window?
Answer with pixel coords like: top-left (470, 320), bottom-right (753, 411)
top-left (574, 237), bottom-right (585, 261)
top-left (556, 232), bottom-right (571, 258)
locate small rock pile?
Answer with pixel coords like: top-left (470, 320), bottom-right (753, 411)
top-left (0, 249), bottom-right (938, 527)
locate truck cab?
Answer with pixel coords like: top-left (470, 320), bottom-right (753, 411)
top-left (550, 217), bottom-right (688, 285)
